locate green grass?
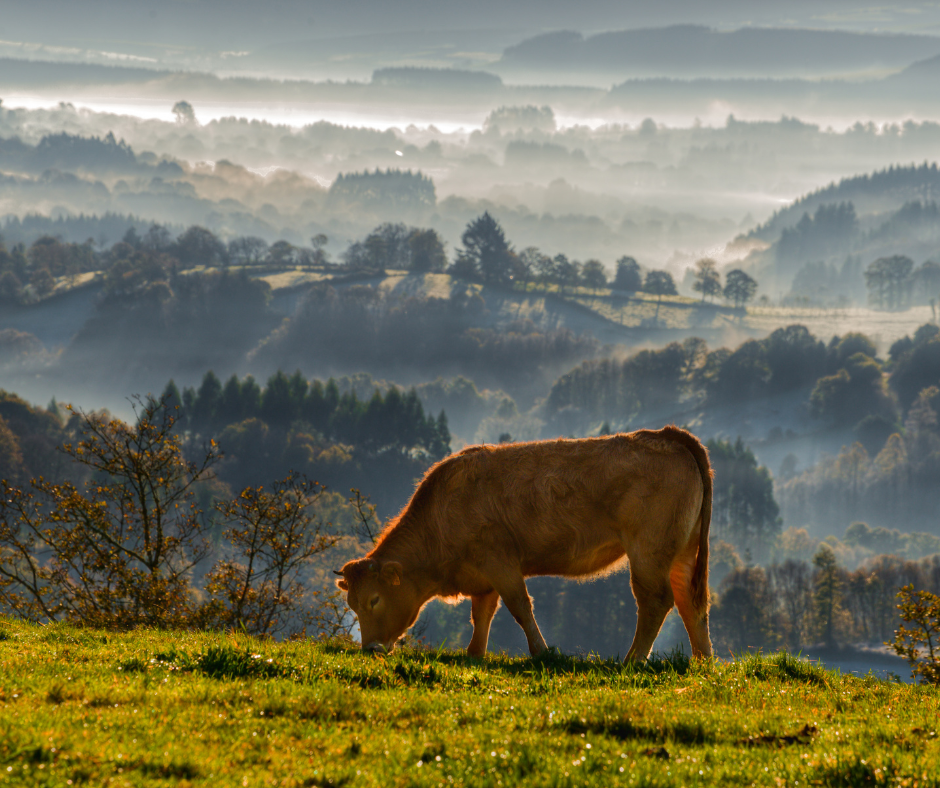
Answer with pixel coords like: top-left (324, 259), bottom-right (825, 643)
top-left (1, 618), bottom-right (938, 787)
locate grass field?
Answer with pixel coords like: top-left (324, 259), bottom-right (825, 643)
top-left (1, 618), bottom-right (937, 787)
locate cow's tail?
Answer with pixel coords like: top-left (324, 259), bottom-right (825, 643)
top-left (662, 426), bottom-right (713, 611)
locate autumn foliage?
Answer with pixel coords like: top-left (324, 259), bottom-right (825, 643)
top-left (0, 397), bottom-right (347, 637)
top-left (888, 584), bottom-right (940, 685)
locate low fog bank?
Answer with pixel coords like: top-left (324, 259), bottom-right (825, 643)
top-left (6, 101), bottom-right (940, 272)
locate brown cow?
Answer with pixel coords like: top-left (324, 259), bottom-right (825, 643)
top-left (335, 425), bottom-right (712, 660)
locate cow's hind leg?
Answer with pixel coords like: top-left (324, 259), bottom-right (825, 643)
top-left (467, 591), bottom-right (500, 657)
top-left (625, 558), bottom-right (675, 662)
top-left (484, 567), bottom-right (547, 656)
top-left (670, 555), bottom-right (712, 658)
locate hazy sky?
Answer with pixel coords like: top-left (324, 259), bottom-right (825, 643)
top-left (6, 0), bottom-right (940, 50)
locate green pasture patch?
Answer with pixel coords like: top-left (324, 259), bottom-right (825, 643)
top-left (0, 617), bottom-right (938, 787)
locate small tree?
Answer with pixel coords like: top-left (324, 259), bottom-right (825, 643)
top-left (460, 212), bottom-right (513, 285)
top-left (174, 226), bottom-right (227, 268)
top-left (888, 584), bottom-right (940, 685)
top-left (267, 240), bottom-right (298, 267)
top-left (532, 250), bottom-right (556, 291)
top-left (643, 269), bottom-right (677, 321)
top-left (723, 269), bottom-right (758, 308)
top-left (203, 474), bottom-right (339, 637)
top-left (613, 256), bottom-right (642, 294)
top-left (692, 258), bottom-right (722, 303)
top-left (408, 228), bottom-right (447, 272)
top-left (865, 255), bottom-right (915, 311)
top-left (581, 260), bottom-right (607, 293)
top-left (172, 100), bottom-right (196, 125)
top-left (310, 234), bottom-right (330, 266)
top-left (0, 398), bottom-right (218, 628)
top-left (554, 254), bottom-right (581, 294)
top-left (812, 546), bottom-right (843, 649)
top-left (29, 268), bottom-right (56, 298)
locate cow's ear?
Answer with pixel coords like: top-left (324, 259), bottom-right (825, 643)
top-left (380, 561), bottom-right (402, 586)
top-left (335, 577), bottom-right (349, 591)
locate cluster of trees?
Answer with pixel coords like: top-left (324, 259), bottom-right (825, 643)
top-left (546, 324), bottom-right (839, 425)
top-left (0, 233), bottom-right (95, 303)
top-left (707, 438), bottom-right (781, 563)
top-left (166, 369), bottom-right (449, 459)
top-left (0, 130), bottom-right (140, 175)
top-left (337, 212), bottom-right (700, 309)
top-left (773, 325), bottom-right (940, 535)
top-left (754, 164), bottom-right (940, 247)
top-left (117, 223), bottom-right (331, 274)
top-left (438, 214), bottom-right (762, 313)
top-left (161, 370), bottom-right (450, 514)
top-left (443, 212), bottom-right (694, 303)
top-left (864, 254), bottom-right (940, 311)
top-left (0, 223), bottom-right (333, 305)
top-left (327, 168), bottom-right (436, 212)
top-left (340, 222), bottom-right (447, 272)
top-left (690, 258), bottom-right (759, 308)
top-left (548, 321), bottom-right (940, 452)
top-left (711, 545), bottom-right (940, 654)
top-left (0, 391), bottom-right (70, 484)
top-left (782, 389), bottom-right (940, 534)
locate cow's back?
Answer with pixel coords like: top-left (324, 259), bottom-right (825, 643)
top-left (423, 431), bottom-right (704, 579)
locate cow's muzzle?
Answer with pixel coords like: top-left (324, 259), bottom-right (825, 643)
top-left (363, 641), bottom-right (388, 655)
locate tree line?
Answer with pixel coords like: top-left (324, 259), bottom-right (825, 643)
top-left (711, 545), bottom-right (940, 655)
top-left (864, 254), bottom-right (940, 311)
top-left (2, 211), bottom-right (764, 314)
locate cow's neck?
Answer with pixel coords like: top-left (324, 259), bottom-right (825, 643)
top-left (370, 517), bottom-right (445, 600)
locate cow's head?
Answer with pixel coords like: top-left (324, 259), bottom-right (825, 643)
top-left (335, 558), bottom-right (421, 654)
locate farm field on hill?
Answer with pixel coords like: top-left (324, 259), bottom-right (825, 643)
top-left (742, 305), bottom-right (938, 352)
top-left (1, 618), bottom-right (937, 787)
top-left (264, 269), bottom-right (937, 351)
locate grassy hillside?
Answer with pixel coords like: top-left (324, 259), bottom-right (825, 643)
top-left (1, 618), bottom-right (937, 787)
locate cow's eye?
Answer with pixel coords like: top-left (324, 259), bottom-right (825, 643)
top-left (369, 595), bottom-right (380, 609)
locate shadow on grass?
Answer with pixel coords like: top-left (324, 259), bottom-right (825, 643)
top-left (384, 643), bottom-right (693, 678)
top-left (740, 651), bottom-right (831, 686)
top-left (137, 637), bottom-right (842, 694)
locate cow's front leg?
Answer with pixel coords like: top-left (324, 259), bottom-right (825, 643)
top-left (467, 590), bottom-right (500, 657)
top-left (485, 567), bottom-right (547, 656)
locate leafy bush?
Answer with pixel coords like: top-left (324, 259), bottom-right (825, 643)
top-left (0, 396), bottom-right (349, 638)
top-left (888, 584), bottom-right (940, 685)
